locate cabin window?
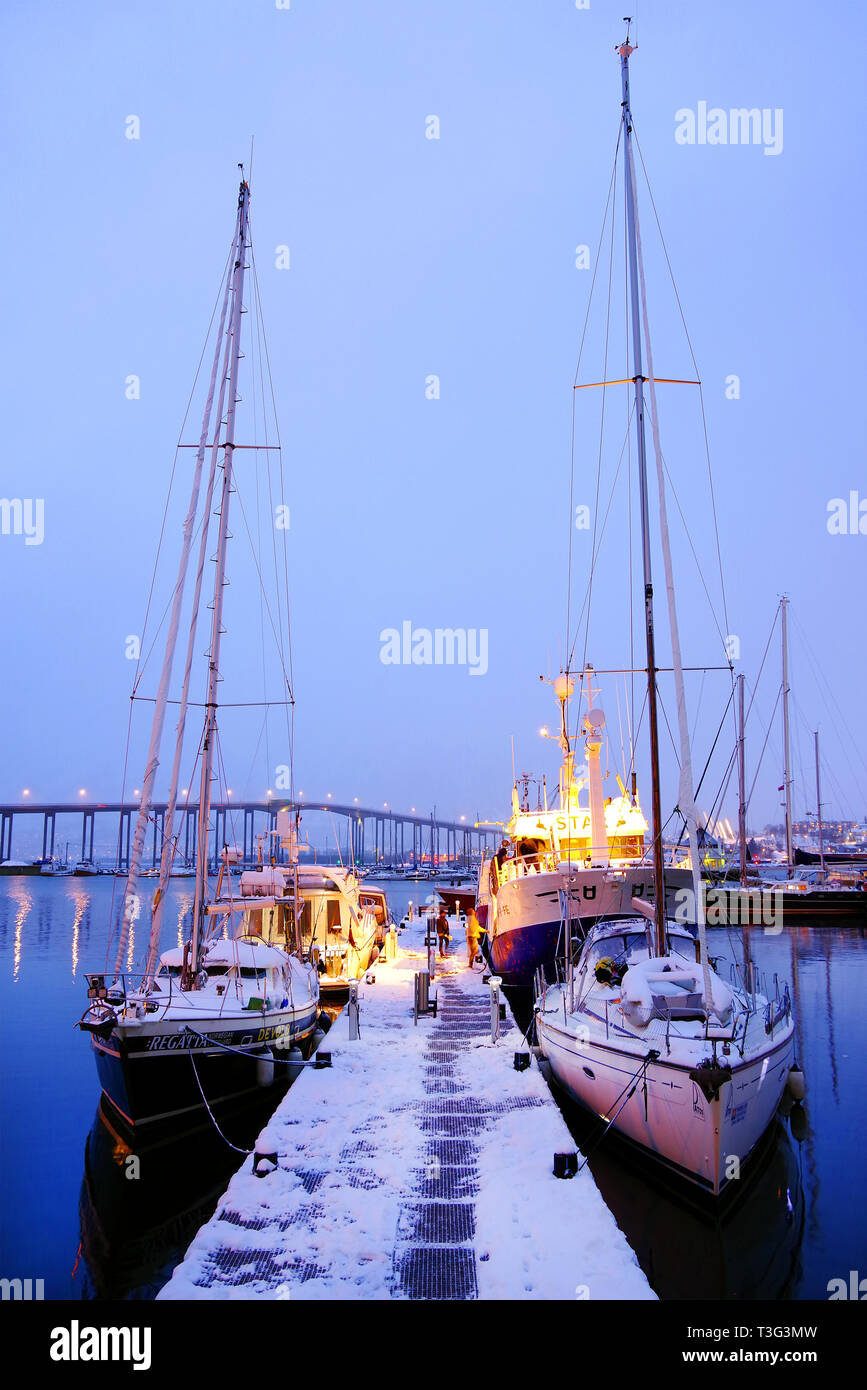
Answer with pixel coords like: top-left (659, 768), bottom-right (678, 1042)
top-left (246, 908), bottom-right (263, 936)
top-left (326, 899), bottom-right (342, 930)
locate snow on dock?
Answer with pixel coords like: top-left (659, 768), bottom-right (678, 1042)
top-left (160, 918), bottom-right (654, 1300)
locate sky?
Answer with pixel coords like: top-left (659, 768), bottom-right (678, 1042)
top-left (1, 0), bottom-right (865, 841)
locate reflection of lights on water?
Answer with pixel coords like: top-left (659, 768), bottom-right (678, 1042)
top-left (126, 893), bottom-right (141, 972)
top-left (174, 893), bottom-right (194, 951)
top-left (69, 890), bottom-right (88, 979)
top-left (9, 883), bottom-right (33, 983)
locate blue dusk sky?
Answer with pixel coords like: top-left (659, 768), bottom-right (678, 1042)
top-left (1, 0), bottom-right (864, 838)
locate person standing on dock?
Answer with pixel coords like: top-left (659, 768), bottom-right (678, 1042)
top-left (436, 906), bottom-right (451, 957)
top-left (465, 907), bottom-right (482, 968)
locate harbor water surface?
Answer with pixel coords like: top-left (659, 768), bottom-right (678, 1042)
top-left (0, 876), bottom-right (862, 1300)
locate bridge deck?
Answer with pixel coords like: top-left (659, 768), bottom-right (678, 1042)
top-left (159, 919), bottom-right (653, 1301)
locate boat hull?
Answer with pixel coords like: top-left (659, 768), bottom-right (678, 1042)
top-left (91, 1003), bottom-right (318, 1136)
top-left (483, 866), bottom-right (693, 986)
top-left (537, 1008), bottom-right (795, 1195)
top-left (710, 884), bottom-right (867, 924)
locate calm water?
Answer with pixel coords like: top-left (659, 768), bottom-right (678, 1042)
top-left (0, 876), bottom-right (863, 1300)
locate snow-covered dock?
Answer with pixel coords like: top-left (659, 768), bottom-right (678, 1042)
top-left (159, 918), bottom-right (654, 1300)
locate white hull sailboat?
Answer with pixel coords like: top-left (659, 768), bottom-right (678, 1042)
top-left (534, 30), bottom-right (797, 1196)
top-left (536, 916), bottom-right (794, 1195)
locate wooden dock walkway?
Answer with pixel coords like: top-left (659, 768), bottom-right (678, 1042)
top-left (160, 920), bottom-right (654, 1300)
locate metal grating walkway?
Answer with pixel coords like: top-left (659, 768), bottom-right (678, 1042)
top-left (160, 921), bottom-right (654, 1301)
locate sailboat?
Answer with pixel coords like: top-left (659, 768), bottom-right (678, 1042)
top-left (534, 32), bottom-right (796, 1196)
top-left (77, 172), bottom-right (319, 1135)
top-left (476, 667), bottom-right (692, 986)
top-left (709, 602), bottom-right (867, 924)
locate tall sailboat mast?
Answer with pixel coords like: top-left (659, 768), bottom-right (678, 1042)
top-left (738, 672), bottom-right (748, 889)
top-left (619, 30), bottom-right (666, 955)
top-left (814, 729), bottom-right (826, 881)
top-left (190, 172), bottom-right (251, 981)
top-left (781, 596), bottom-right (794, 875)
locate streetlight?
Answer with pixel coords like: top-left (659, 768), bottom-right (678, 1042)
top-left (78, 789), bottom-right (86, 797)
top-left (22, 789), bottom-right (30, 798)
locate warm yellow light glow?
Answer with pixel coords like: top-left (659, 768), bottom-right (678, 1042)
top-left (78, 788), bottom-right (86, 797)
top-left (22, 789), bottom-right (29, 797)
top-left (540, 727), bottom-right (549, 737)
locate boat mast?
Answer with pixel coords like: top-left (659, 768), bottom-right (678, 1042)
top-left (814, 729), bottom-right (826, 881)
top-left (781, 596), bottom-right (794, 876)
top-left (619, 28), bottom-right (666, 955)
top-left (190, 172), bottom-right (251, 982)
top-left (738, 672), bottom-right (748, 889)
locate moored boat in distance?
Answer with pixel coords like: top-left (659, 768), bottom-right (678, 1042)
top-left (238, 817), bottom-right (389, 996)
top-left (476, 667), bottom-right (691, 987)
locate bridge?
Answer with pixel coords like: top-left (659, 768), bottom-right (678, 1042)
top-left (0, 797), bottom-right (500, 871)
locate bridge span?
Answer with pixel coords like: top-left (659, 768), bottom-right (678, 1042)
top-left (0, 797), bottom-right (499, 872)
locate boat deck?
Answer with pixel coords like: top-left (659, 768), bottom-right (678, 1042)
top-left (160, 919), bottom-right (653, 1300)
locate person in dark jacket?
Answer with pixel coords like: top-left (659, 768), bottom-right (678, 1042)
top-left (436, 906), bottom-right (451, 957)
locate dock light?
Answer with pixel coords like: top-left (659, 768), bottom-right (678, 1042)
top-left (78, 789), bottom-right (86, 797)
top-left (540, 726), bottom-right (549, 738)
top-left (354, 797), bottom-right (358, 803)
top-left (327, 793), bottom-right (332, 799)
top-left (227, 789), bottom-right (232, 797)
top-left (134, 789), bottom-right (141, 797)
top-left (22, 789), bottom-right (29, 797)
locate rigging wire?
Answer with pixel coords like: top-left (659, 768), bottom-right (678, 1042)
top-left (566, 126), bottom-right (622, 670)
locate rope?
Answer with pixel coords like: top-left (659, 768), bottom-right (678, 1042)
top-left (187, 1046), bottom-right (253, 1154)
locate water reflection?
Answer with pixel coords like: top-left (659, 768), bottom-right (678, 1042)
top-left (69, 889), bottom-right (89, 980)
top-left (8, 881), bottom-right (33, 983)
top-left (554, 1088), bottom-right (805, 1299)
top-left (77, 1088), bottom-right (291, 1300)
